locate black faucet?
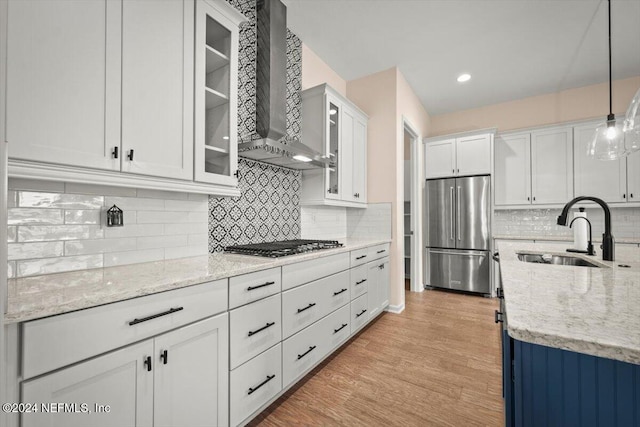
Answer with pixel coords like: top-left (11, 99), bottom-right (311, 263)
top-left (557, 196), bottom-right (614, 261)
top-left (568, 216), bottom-right (595, 256)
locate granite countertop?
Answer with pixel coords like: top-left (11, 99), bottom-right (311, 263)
top-left (5, 238), bottom-right (390, 324)
top-left (497, 241), bottom-right (640, 365)
top-left (494, 234), bottom-right (640, 245)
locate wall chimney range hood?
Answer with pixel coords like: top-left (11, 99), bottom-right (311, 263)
top-left (237, 0), bottom-right (332, 170)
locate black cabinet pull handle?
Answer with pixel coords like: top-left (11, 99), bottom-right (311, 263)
top-left (112, 146), bottom-right (119, 159)
top-left (356, 309), bottom-right (367, 318)
top-left (233, 170), bottom-right (240, 178)
top-left (127, 149), bottom-right (134, 161)
top-left (495, 310), bottom-right (504, 323)
top-left (527, 196), bottom-right (530, 201)
top-left (297, 303), bottom-right (316, 314)
top-left (496, 288), bottom-right (504, 299)
top-left (248, 374), bottom-right (275, 395)
top-left (356, 255), bottom-right (367, 260)
top-left (160, 350), bottom-right (168, 365)
top-left (378, 264), bottom-right (384, 269)
top-left (333, 288), bottom-right (347, 296)
top-left (128, 307), bottom-right (183, 326)
top-left (247, 281), bottom-right (275, 291)
top-left (334, 323), bottom-right (348, 334)
top-left (623, 194), bottom-right (626, 199)
top-left (248, 322), bottom-right (275, 337)
top-left (144, 356), bottom-right (152, 372)
top-left (356, 279), bottom-right (367, 285)
top-left (630, 193), bottom-right (634, 198)
top-left (377, 250), bottom-right (385, 254)
top-left (492, 251), bottom-right (500, 263)
top-left (533, 196), bottom-right (536, 201)
top-left (297, 345), bottom-right (317, 360)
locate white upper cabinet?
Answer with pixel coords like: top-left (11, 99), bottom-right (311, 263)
top-left (626, 150), bottom-right (640, 203)
top-left (424, 133), bottom-right (491, 179)
top-left (121, 0), bottom-right (194, 180)
top-left (6, 0), bottom-right (121, 171)
top-left (574, 122), bottom-right (627, 203)
top-left (494, 133), bottom-right (531, 206)
top-left (530, 126), bottom-right (573, 204)
top-left (300, 84), bottom-right (368, 208)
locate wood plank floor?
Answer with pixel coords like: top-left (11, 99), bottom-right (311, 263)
top-left (249, 290), bottom-right (503, 426)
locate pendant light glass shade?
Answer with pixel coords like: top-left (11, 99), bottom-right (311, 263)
top-left (588, 117), bottom-right (626, 160)
top-left (623, 87), bottom-right (640, 155)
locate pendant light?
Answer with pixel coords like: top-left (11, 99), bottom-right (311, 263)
top-left (588, 0), bottom-right (626, 160)
top-left (623, 87), bottom-right (640, 155)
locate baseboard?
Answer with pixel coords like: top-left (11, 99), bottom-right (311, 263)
top-left (385, 303), bottom-right (405, 314)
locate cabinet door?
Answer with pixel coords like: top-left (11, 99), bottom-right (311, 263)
top-left (6, 0), bottom-right (121, 170)
top-left (341, 106), bottom-right (356, 202)
top-left (367, 262), bottom-right (381, 318)
top-left (352, 116), bottom-right (367, 203)
top-left (628, 150), bottom-right (640, 203)
top-left (574, 123), bottom-right (626, 203)
top-left (425, 139), bottom-right (455, 178)
top-left (494, 133), bottom-right (531, 205)
top-left (21, 340), bottom-right (153, 427)
top-left (154, 313), bottom-right (229, 427)
top-left (378, 259), bottom-right (390, 311)
top-left (531, 127), bottom-right (573, 204)
top-left (456, 134), bottom-right (491, 175)
top-left (121, 0), bottom-right (194, 180)
top-left (325, 95), bottom-right (342, 200)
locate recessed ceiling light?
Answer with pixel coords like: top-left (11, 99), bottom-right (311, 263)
top-left (457, 73), bottom-right (471, 83)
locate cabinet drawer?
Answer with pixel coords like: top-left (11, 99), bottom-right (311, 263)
top-left (350, 264), bottom-right (368, 300)
top-left (282, 252), bottom-right (349, 291)
top-left (22, 280), bottom-right (228, 380)
top-left (282, 304), bottom-right (351, 388)
top-left (281, 270), bottom-right (349, 339)
top-left (229, 267), bottom-right (281, 309)
top-left (350, 248), bottom-right (370, 267)
top-left (230, 343), bottom-right (282, 427)
top-left (368, 243), bottom-right (390, 260)
top-left (229, 294), bottom-right (282, 370)
top-left (351, 293), bottom-right (369, 333)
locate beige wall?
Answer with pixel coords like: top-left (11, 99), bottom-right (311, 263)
top-left (301, 43), bottom-right (347, 96)
top-left (430, 76), bottom-right (640, 136)
top-left (347, 68), bottom-right (430, 310)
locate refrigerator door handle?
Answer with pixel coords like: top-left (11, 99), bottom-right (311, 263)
top-left (429, 249), bottom-right (487, 257)
top-left (457, 186), bottom-right (461, 241)
top-left (449, 186), bottom-right (455, 240)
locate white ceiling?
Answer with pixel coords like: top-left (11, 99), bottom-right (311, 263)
top-left (282, 0), bottom-right (640, 115)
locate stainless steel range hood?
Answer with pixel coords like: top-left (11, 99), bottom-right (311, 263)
top-left (237, 0), bottom-right (332, 170)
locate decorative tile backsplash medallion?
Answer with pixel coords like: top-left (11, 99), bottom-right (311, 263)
top-left (208, 158), bottom-right (301, 252)
top-left (209, 0), bottom-right (304, 252)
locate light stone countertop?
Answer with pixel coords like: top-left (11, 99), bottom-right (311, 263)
top-left (494, 234), bottom-right (640, 245)
top-left (5, 238), bottom-right (390, 324)
top-left (497, 241), bottom-right (640, 365)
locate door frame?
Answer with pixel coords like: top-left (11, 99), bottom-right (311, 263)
top-left (402, 117), bottom-right (424, 293)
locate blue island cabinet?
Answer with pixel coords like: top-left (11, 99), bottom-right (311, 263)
top-left (502, 331), bottom-right (640, 427)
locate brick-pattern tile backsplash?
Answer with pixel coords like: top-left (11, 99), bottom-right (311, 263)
top-left (7, 179), bottom-right (208, 278)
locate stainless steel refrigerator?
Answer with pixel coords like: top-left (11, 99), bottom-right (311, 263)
top-left (425, 175), bottom-right (491, 294)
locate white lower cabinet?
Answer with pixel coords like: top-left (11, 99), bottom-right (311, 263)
top-left (351, 293), bottom-right (369, 333)
top-left (230, 343), bottom-right (282, 427)
top-left (350, 264), bottom-right (368, 300)
top-left (367, 257), bottom-right (390, 319)
top-left (22, 314), bottom-right (229, 427)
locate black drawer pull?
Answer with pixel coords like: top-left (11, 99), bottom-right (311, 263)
top-left (297, 303), bottom-right (316, 314)
top-left (333, 288), bottom-right (348, 296)
top-left (355, 255), bottom-right (367, 260)
top-left (495, 310), bottom-right (504, 323)
top-left (144, 356), bottom-right (152, 372)
top-left (355, 279), bottom-right (367, 285)
top-left (356, 309), bottom-right (367, 318)
top-left (160, 350), bottom-right (168, 365)
top-left (127, 149), bottom-right (134, 161)
top-left (378, 264), bottom-right (384, 269)
top-left (496, 287), bottom-right (504, 299)
top-left (297, 345), bottom-right (317, 360)
top-left (377, 250), bottom-right (386, 254)
top-left (248, 322), bottom-right (275, 337)
top-left (334, 323), bottom-right (348, 334)
top-left (112, 146), bottom-right (119, 159)
top-left (247, 281), bottom-right (275, 291)
top-left (129, 307), bottom-right (183, 326)
top-left (247, 374), bottom-right (275, 395)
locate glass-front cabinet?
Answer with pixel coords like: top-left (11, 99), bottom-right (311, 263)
top-left (194, 0), bottom-right (246, 186)
top-left (327, 99), bottom-right (341, 199)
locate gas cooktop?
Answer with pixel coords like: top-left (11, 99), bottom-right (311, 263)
top-left (224, 239), bottom-right (343, 258)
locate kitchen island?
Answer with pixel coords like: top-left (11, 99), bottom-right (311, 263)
top-left (497, 242), bottom-right (640, 427)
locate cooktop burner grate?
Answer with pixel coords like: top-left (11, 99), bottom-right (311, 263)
top-left (224, 239), bottom-right (343, 258)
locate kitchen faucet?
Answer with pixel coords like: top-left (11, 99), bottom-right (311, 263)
top-left (568, 216), bottom-right (595, 256)
top-left (557, 196), bottom-right (614, 261)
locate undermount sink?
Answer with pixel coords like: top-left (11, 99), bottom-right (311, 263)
top-left (517, 253), bottom-right (600, 268)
